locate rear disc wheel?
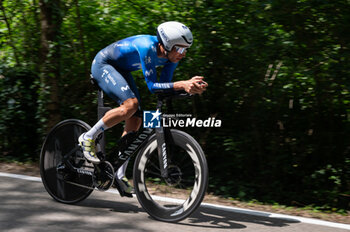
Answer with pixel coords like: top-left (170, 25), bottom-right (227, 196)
top-left (40, 119), bottom-right (95, 204)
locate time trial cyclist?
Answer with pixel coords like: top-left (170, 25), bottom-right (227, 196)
top-left (79, 21), bottom-right (208, 197)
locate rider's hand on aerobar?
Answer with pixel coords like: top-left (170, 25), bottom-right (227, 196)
top-left (184, 76), bottom-right (208, 95)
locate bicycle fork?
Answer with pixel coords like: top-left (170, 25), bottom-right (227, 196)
top-left (155, 127), bottom-right (169, 179)
top-left (155, 97), bottom-right (171, 179)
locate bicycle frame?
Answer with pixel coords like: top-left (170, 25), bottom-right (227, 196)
top-left (96, 84), bottom-right (171, 179)
top-left (41, 80), bottom-right (207, 221)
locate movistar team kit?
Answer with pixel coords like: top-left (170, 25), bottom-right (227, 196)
top-left (91, 35), bottom-right (178, 106)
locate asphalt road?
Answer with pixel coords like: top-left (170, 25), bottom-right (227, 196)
top-left (0, 174), bottom-right (349, 232)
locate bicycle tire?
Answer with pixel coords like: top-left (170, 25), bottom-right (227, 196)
top-left (133, 129), bottom-right (208, 222)
top-left (40, 119), bottom-right (94, 204)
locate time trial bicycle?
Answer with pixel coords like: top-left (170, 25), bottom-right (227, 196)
top-left (40, 77), bottom-right (208, 222)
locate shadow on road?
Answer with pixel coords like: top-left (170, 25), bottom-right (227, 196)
top-left (78, 197), bottom-right (144, 214)
top-left (178, 205), bottom-right (300, 229)
top-left (78, 196), bottom-right (300, 230)
top-left (0, 176), bottom-right (301, 231)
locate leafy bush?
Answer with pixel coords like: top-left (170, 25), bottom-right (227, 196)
top-left (0, 68), bottom-right (40, 162)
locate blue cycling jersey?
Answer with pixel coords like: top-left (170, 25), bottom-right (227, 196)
top-left (93, 35), bottom-right (178, 93)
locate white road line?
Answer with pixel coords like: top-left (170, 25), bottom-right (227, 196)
top-left (0, 172), bottom-right (42, 182)
top-left (1, 172), bottom-right (349, 230)
top-left (201, 203), bottom-right (350, 230)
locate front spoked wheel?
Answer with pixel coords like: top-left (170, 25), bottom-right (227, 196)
top-left (133, 129), bottom-right (208, 222)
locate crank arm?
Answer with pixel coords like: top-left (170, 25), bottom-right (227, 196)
top-left (63, 145), bottom-right (81, 161)
top-left (64, 180), bottom-right (95, 190)
top-left (57, 162), bottom-right (94, 177)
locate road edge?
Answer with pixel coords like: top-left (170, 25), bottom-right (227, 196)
top-left (0, 171), bottom-right (349, 230)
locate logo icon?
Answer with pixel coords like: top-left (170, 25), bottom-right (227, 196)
top-left (143, 109), bottom-right (162, 128)
top-left (160, 28), bottom-right (169, 42)
top-left (121, 85), bottom-right (130, 92)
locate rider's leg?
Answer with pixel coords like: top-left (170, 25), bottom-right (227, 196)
top-left (102, 98), bottom-right (138, 127)
top-left (81, 62), bottom-right (139, 163)
top-left (84, 98), bottom-right (139, 139)
top-left (114, 115), bottom-right (142, 197)
top-left (115, 71), bottom-right (142, 181)
top-left (116, 116), bottom-right (142, 180)
top-left (111, 69), bottom-right (142, 195)
top-left (123, 115), bottom-right (143, 136)
top-left (79, 98), bottom-right (138, 163)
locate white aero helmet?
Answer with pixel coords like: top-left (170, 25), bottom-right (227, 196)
top-left (156, 21), bottom-right (193, 52)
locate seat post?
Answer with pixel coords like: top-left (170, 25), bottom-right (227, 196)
top-left (97, 89), bottom-right (105, 120)
top-left (96, 89), bottom-right (107, 156)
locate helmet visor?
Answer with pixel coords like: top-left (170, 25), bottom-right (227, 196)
top-left (174, 46), bottom-right (188, 54)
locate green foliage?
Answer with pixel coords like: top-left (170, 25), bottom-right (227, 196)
top-left (0, 68), bottom-right (40, 162)
top-left (0, 0), bottom-right (349, 211)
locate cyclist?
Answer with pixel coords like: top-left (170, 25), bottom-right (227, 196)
top-left (79, 21), bottom-right (208, 197)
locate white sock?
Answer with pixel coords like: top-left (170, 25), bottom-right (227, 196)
top-left (84, 119), bottom-right (109, 140)
top-left (117, 160), bottom-right (129, 179)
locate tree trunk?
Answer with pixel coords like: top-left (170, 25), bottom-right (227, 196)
top-left (39, 0), bottom-right (62, 130)
top-left (74, 0), bottom-right (89, 79)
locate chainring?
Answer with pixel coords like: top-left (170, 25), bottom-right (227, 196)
top-left (93, 161), bottom-right (115, 191)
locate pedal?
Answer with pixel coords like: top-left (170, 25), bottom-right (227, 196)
top-left (56, 163), bottom-right (66, 180)
top-left (56, 163), bottom-right (66, 171)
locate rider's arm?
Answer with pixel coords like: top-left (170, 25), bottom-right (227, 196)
top-left (143, 64), bottom-right (175, 93)
top-left (153, 62), bottom-right (179, 92)
top-left (138, 42), bottom-right (178, 93)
